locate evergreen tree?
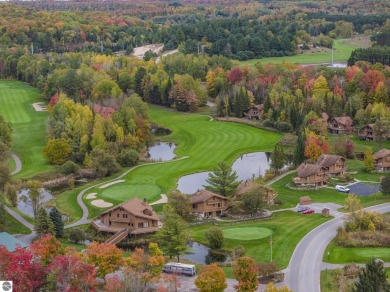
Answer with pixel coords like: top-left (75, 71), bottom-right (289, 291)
top-left (204, 161), bottom-right (241, 196)
top-left (270, 144), bottom-right (286, 173)
top-left (133, 67), bottom-right (146, 97)
top-left (35, 207), bottom-right (55, 239)
top-left (354, 259), bottom-right (390, 292)
top-left (0, 200), bottom-right (6, 231)
top-left (156, 206), bottom-right (191, 262)
top-left (381, 175), bottom-right (390, 196)
top-left (49, 207), bottom-right (64, 238)
top-left (294, 132), bottom-right (305, 166)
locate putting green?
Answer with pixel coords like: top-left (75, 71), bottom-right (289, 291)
top-left (100, 184), bottom-right (161, 202)
top-left (223, 227), bottom-right (272, 240)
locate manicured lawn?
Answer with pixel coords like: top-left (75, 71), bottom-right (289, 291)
top-left (323, 240), bottom-right (390, 264)
top-left (190, 211), bottom-right (332, 272)
top-left (2, 212), bottom-right (31, 235)
top-left (223, 227), bottom-right (272, 240)
top-left (57, 105), bottom-right (282, 221)
top-left (241, 38), bottom-right (369, 66)
top-left (0, 80), bottom-right (53, 178)
top-left (327, 134), bottom-right (390, 154)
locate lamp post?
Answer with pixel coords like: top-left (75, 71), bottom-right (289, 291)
top-left (327, 251), bottom-right (330, 261)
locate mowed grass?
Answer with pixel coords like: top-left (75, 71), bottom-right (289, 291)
top-left (190, 211), bottom-right (332, 271)
top-left (60, 105), bottom-right (282, 221)
top-left (323, 240), bottom-right (390, 264)
top-left (0, 80), bottom-right (52, 178)
top-left (223, 227), bottom-right (272, 240)
top-left (241, 38), bottom-right (369, 66)
top-left (3, 212), bottom-right (31, 235)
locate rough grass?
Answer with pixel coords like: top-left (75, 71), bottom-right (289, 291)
top-left (241, 37), bottom-right (370, 66)
top-left (323, 239), bottom-right (390, 264)
top-left (0, 80), bottom-right (53, 178)
top-left (57, 105), bottom-right (282, 221)
top-left (191, 211), bottom-right (332, 271)
top-left (320, 269), bottom-right (341, 292)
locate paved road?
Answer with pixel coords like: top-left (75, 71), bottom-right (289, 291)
top-left (65, 156), bottom-right (190, 229)
top-left (4, 206), bottom-right (33, 231)
top-left (284, 202), bottom-right (390, 292)
top-left (10, 152), bottom-right (22, 175)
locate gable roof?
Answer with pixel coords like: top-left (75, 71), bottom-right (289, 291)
top-left (100, 197), bottom-right (160, 221)
top-left (316, 154), bottom-right (345, 167)
top-left (361, 123), bottom-right (375, 129)
top-left (0, 232), bottom-right (28, 252)
top-left (190, 189), bottom-right (227, 204)
top-left (331, 116), bottom-right (352, 126)
top-left (296, 163), bottom-right (324, 178)
top-left (373, 148), bottom-right (390, 159)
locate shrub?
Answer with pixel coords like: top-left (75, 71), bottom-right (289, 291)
top-left (231, 245), bottom-right (245, 260)
top-left (69, 228), bottom-right (86, 244)
top-left (262, 119), bottom-right (274, 128)
top-left (205, 227), bottom-right (224, 249)
top-left (275, 121), bottom-right (293, 133)
top-left (60, 161), bottom-right (80, 175)
top-left (117, 150), bottom-right (139, 167)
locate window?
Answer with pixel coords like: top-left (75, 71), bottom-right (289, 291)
top-left (192, 204), bottom-right (197, 209)
top-left (117, 214), bottom-right (119, 217)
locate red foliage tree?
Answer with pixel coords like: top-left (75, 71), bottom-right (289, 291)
top-left (6, 246), bottom-right (46, 292)
top-left (227, 67), bottom-right (243, 84)
top-left (49, 254), bottom-right (98, 291)
top-left (0, 245), bottom-right (11, 279)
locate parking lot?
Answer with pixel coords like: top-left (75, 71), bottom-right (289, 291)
top-left (348, 183), bottom-right (381, 196)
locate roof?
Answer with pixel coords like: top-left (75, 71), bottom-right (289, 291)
top-left (100, 198), bottom-right (160, 221)
top-left (331, 116), bottom-right (352, 126)
top-left (296, 163), bottom-right (324, 178)
top-left (316, 154), bottom-right (345, 167)
top-left (321, 112), bottom-right (329, 122)
top-left (361, 123), bottom-right (375, 129)
top-left (0, 232), bottom-right (28, 252)
top-left (373, 148), bottom-right (390, 159)
top-left (190, 189), bottom-right (227, 204)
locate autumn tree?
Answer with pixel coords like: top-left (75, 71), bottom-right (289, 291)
top-left (205, 227), bottom-right (224, 249)
top-left (86, 241), bottom-right (124, 278)
top-left (205, 161), bottom-right (241, 196)
top-left (49, 207), bottom-right (64, 238)
top-left (270, 144), bottom-right (286, 174)
top-left (43, 138), bottom-right (72, 165)
top-left (241, 185), bottom-right (267, 213)
top-left (195, 263), bottom-right (227, 292)
top-left (304, 134), bottom-right (323, 162)
top-left (234, 257), bottom-right (259, 292)
top-left (264, 282), bottom-right (293, 292)
top-left (156, 206), bottom-right (191, 262)
top-left (167, 190), bottom-right (192, 220)
top-left (363, 147), bottom-right (375, 172)
top-left (30, 234), bottom-right (65, 265)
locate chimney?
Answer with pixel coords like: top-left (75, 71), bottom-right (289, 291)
top-left (143, 198), bottom-right (147, 205)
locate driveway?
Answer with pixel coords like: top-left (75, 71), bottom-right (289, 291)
top-left (348, 183), bottom-right (381, 196)
top-left (284, 203), bottom-right (390, 292)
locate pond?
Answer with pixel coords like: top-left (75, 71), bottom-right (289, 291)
top-left (182, 242), bottom-right (228, 265)
top-left (17, 188), bottom-right (54, 217)
top-left (147, 142), bottom-right (176, 161)
top-left (177, 151), bottom-right (291, 194)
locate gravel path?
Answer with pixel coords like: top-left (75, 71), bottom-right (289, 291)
top-left (150, 194), bottom-right (168, 205)
top-left (10, 152), bottom-right (22, 175)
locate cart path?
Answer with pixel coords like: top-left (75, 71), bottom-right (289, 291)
top-left (10, 152), bottom-right (22, 175)
top-left (4, 205), bottom-right (33, 230)
top-left (65, 156), bottom-right (190, 229)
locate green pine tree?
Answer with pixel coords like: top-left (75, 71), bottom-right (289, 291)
top-left (354, 259), bottom-right (390, 292)
top-left (204, 161), bottom-right (241, 196)
top-left (270, 144), bottom-right (286, 174)
top-left (35, 207), bottom-right (55, 238)
top-left (49, 207), bottom-right (64, 238)
top-left (294, 132), bottom-right (305, 166)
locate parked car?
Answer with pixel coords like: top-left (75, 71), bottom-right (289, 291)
top-left (302, 209), bottom-right (315, 214)
top-left (335, 185), bottom-right (350, 193)
top-left (297, 206), bottom-right (310, 213)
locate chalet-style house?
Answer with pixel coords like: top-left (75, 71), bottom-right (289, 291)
top-left (92, 198), bottom-right (161, 244)
top-left (316, 154), bottom-right (346, 176)
top-left (327, 116), bottom-right (353, 134)
top-left (359, 124), bottom-right (375, 141)
top-left (244, 104), bottom-right (263, 120)
top-left (293, 163), bottom-right (328, 187)
top-left (373, 148), bottom-right (390, 171)
top-left (190, 189), bottom-right (229, 218)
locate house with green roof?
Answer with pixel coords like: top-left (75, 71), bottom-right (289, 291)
top-left (0, 232), bottom-right (28, 252)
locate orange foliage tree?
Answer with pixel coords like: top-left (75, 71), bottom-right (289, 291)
top-left (233, 257), bottom-right (259, 292)
top-left (195, 263), bottom-right (227, 292)
top-left (86, 241), bottom-right (124, 278)
top-left (30, 234), bottom-right (65, 265)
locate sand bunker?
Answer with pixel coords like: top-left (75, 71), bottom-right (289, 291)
top-left (91, 199), bottom-right (113, 208)
top-left (86, 193), bottom-right (97, 199)
top-left (99, 180), bottom-right (125, 189)
top-left (150, 194), bottom-right (167, 205)
top-left (32, 102), bottom-right (48, 112)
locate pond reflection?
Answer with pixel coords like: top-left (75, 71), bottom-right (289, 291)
top-left (182, 242), bottom-right (228, 265)
top-left (147, 142), bottom-right (176, 161)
